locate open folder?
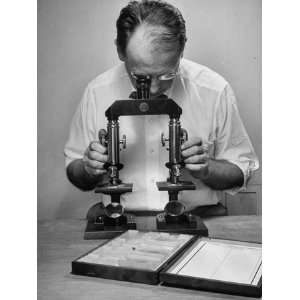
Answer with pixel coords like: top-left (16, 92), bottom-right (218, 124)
top-left (169, 239), bottom-right (262, 285)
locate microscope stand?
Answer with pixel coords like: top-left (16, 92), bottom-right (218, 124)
top-left (156, 212), bottom-right (208, 236)
top-left (84, 202), bottom-right (136, 239)
top-left (84, 214), bottom-right (136, 239)
top-left (155, 181), bottom-right (208, 236)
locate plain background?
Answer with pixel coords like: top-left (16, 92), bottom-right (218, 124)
top-left (37, 0), bottom-right (261, 220)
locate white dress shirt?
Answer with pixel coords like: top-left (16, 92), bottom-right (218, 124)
top-left (64, 58), bottom-right (259, 211)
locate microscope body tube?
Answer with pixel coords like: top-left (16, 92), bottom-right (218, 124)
top-left (168, 118), bottom-right (182, 184)
top-left (137, 83), bottom-right (150, 99)
top-left (107, 120), bottom-right (120, 185)
top-left (136, 75), bottom-right (151, 100)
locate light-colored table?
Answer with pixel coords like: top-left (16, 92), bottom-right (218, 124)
top-left (38, 216), bottom-right (261, 300)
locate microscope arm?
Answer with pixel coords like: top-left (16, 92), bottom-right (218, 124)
top-left (105, 99), bottom-right (182, 120)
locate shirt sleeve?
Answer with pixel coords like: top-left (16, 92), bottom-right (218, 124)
top-left (214, 84), bottom-right (259, 194)
top-left (64, 84), bottom-right (97, 167)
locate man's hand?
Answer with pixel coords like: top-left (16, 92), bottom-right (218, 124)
top-left (181, 137), bottom-right (244, 190)
top-left (181, 137), bottom-right (210, 179)
top-left (66, 129), bottom-right (109, 190)
top-left (83, 140), bottom-right (108, 177)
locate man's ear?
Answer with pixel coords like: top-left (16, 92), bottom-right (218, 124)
top-left (115, 39), bottom-right (126, 61)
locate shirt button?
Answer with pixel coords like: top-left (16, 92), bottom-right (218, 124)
top-left (150, 149), bottom-right (155, 153)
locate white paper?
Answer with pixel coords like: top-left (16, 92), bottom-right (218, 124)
top-left (171, 240), bottom-right (261, 285)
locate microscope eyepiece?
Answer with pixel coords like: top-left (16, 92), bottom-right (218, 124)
top-left (131, 73), bottom-right (151, 100)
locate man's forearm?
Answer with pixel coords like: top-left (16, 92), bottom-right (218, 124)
top-left (66, 159), bottom-right (104, 191)
top-left (191, 159), bottom-right (244, 190)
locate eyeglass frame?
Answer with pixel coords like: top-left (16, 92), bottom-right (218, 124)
top-left (130, 70), bottom-right (180, 82)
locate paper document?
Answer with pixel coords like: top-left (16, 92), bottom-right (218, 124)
top-left (171, 240), bottom-right (261, 285)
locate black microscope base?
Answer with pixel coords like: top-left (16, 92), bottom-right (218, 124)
top-left (84, 213), bottom-right (208, 239)
top-left (84, 214), bottom-right (137, 240)
top-left (156, 213), bottom-right (208, 236)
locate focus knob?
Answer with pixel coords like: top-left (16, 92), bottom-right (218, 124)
top-left (120, 134), bottom-right (126, 149)
top-left (161, 132), bottom-right (169, 147)
top-left (180, 128), bottom-right (188, 144)
top-left (98, 129), bottom-right (108, 146)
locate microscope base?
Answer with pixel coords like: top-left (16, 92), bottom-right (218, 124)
top-left (156, 213), bottom-right (208, 236)
top-left (84, 213), bottom-right (137, 239)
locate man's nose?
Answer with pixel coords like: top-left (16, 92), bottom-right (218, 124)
top-left (150, 78), bottom-right (160, 95)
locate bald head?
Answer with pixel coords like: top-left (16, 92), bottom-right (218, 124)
top-left (125, 24), bottom-right (180, 68)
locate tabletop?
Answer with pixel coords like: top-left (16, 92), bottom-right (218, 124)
top-left (37, 216), bottom-right (261, 300)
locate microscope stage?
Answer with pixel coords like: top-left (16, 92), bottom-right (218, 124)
top-left (156, 181), bottom-right (195, 191)
top-left (94, 183), bottom-right (133, 194)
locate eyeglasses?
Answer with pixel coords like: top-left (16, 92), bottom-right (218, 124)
top-left (130, 71), bottom-right (179, 81)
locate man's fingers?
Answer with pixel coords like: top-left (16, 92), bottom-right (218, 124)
top-left (185, 163), bottom-right (208, 172)
top-left (84, 158), bottom-right (106, 170)
top-left (182, 145), bottom-right (207, 158)
top-left (181, 137), bottom-right (203, 151)
top-left (183, 153), bottom-right (209, 164)
top-left (83, 141), bottom-right (108, 173)
top-left (87, 150), bottom-right (108, 162)
top-left (89, 141), bottom-right (107, 153)
top-left (85, 142), bottom-right (108, 162)
top-left (84, 165), bottom-right (106, 176)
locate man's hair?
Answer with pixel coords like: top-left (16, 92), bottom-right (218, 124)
top-left (116, 0), bottom-right (187, 56)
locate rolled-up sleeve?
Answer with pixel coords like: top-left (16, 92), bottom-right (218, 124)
top-left (214, 84), bottom-right (259, 194)
top-left (64, 85), bottom-right (97, 167)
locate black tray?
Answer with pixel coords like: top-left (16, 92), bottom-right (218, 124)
top-left (72, 230), bottom-right (196, 285)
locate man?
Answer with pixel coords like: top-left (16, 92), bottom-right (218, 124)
top-left (64, 0), bottom-right (259, 214)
